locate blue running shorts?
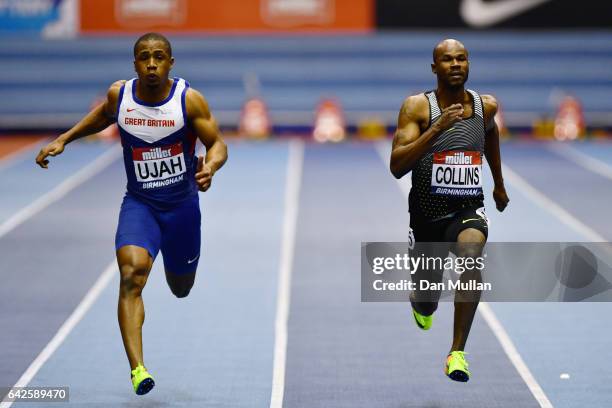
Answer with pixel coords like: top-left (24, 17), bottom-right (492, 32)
top-left (115, 192), bottom-right (201, 275)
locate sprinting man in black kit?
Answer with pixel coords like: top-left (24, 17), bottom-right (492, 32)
top-left (389, 39), bottom-right (510, 382)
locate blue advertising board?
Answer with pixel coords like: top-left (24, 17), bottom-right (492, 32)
top-left (0, 0), bottom-right (75, 36)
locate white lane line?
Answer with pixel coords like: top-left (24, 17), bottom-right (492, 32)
top-left (548, 143), bottom-right (612, 182)
top-left (375, 140), bottom-right (553, 407)
top-left (0, 261), bottom-right (118, 408)
top-left (0, 143), bottom-right (122, 239)
top-left (0, 139), bottom-right (47, 172)
top-left (502, 163), bottom-right (604, 241)
top-left (485, 161), bottom-right (610, 408)
top-left (374, 141), bottom-right (412, 196)
top-left (270, 139), bottom-right (304, 408)
top-left (478, 303), bottom-right (553, 408)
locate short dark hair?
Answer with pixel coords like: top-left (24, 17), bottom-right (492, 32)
top-left (133, 32), bottom-right (172, 57)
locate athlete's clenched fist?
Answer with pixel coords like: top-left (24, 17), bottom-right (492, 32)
top-left (434, 104), bottom-right (464, 132)
top-left (195, 155), bottom-right (214, 192)
top-left (36, 139), bottom-right (66, 168)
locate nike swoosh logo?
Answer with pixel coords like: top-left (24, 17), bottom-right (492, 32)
top-left (187, 254), bottom-right (200, 264)
top-left (462, 218), bottom-right (482, 224)
top-left (127, 108), bottom-right (137, 112)
top-left (460, 0), bottom-right (552, 27)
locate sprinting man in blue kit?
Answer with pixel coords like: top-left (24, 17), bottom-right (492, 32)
top-left (36, 32), bottom-right (228, 395)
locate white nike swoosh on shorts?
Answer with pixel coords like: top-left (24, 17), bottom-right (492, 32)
top-left (460, 0), bottom-right (552, 27)
top-left (187, 254), bottom-right (200, 264)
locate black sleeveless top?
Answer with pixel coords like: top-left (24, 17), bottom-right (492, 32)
top-left (409, 89), bottom-right (486, 220)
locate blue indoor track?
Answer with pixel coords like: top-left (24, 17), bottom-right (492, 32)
top-left (1, 138), bottom-right (612, 407)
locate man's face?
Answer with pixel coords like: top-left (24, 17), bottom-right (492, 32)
top-left (133, 40), bottom-right (174, 88)
top-left (432, 46), bottom-right (470, 88)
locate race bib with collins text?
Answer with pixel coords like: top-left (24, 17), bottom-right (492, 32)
top-left (431, 151), bottom-right (482, 196)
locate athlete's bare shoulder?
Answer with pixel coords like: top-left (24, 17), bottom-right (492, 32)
top-left (402, 93), bottom-right (429, 116)
top-left (184, 87), bottom-right (211, 120)
top-left (184, 87), bottom-right (222, 145)
top-left (107, 80), bottom-right (126, 98)
top-left (398, 93), bottom-right (430, 129)
top-left (104, 80), bottom-right (127, 118)
top-left (480, 94), bottom-right (499, 127)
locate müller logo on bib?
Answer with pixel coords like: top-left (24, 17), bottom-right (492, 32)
top-left (132, 142), bottom-right (186, 189)
top-left (431, 151), bottom-right (482, 196)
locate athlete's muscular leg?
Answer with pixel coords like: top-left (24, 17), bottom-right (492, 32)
top-left (410, 242), bottom-right (448, 316)
top-left (158, 194), bottom-right (200, 299)
top-left (451, 228), bottom-right (486, 352)
top-left (117, 245), bottom-right (153, 370)
top-left (164, 270), bottom-right (196, 298)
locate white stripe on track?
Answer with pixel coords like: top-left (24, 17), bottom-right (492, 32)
top-left (498, 159), bottom-right (611, 407)
top-left (269, 139), bottom-right (304, 408)
top-left (0, 143), bottom-right (122, 239)
top-left (0, 139), bottom-right (46, 172)
top-left (502, 163), bottom-right (604, 242)
top-left (376, 140), bottom-right (554, 407)
top-left (0, 261), bottom-right (118, 408)
top-left (478, 303), bottom-right (553, 408)
top-left (374, 141), bottom-right (412, 196)
top-left (548, 143), bottom-right (612, 182)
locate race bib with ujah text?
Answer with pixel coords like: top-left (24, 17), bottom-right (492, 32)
top-left (132, 142), bottom-right (186, 189)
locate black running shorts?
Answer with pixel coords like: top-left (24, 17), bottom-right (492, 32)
top-left (410, 206), bottom-right (489, 243)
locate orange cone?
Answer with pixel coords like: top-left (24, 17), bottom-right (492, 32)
top-left (554, 96), bottom-right (585, 141)
top-left (240, 98), bottom-right (271, 139)
top-left (313, 99), bottom-right (345, 143)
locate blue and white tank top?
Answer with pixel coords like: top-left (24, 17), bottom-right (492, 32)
top-left (116, 77), bottom-right (198, 209)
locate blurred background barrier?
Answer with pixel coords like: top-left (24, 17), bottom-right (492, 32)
top-left (377, 0), bottom-right (610, 28)
top-left (80, 0), bottom-right (371, 33)
top-left (0, 0), bottom-right (611, 137)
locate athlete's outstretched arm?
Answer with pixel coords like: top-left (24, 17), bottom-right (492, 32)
top-left (482, 95), bottom-right (509, 212)
top-left (390, 95), bottom-right (463, 179)
top-left (186, 88), bottom-right (228, 192)
top-left (36, 81), bottom-right (124, 168)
